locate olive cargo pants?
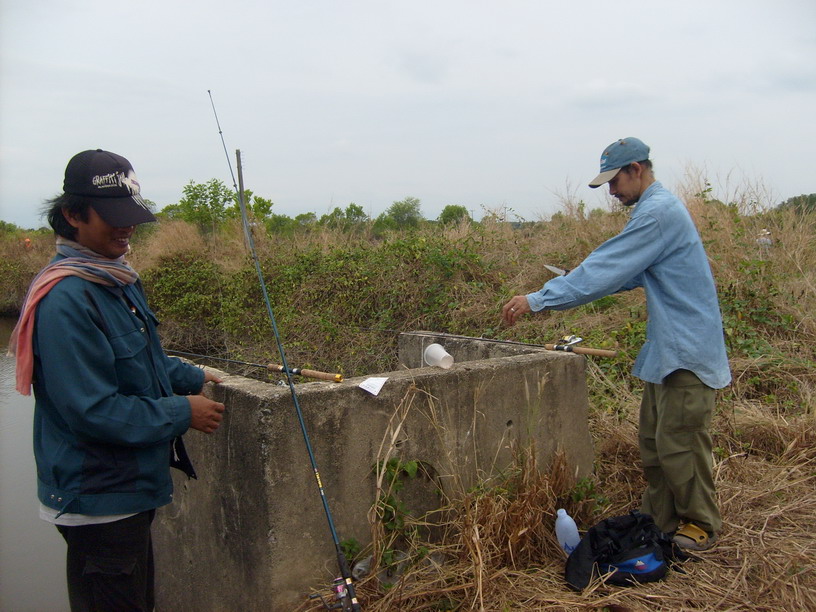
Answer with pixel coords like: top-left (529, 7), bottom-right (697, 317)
top-left (639, 369), bottom-right (722, 535)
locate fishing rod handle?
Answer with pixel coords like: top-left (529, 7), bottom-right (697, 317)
top-left (267, 364), bottom-right (344, 382)
top-left (544, 344), bottom-right (618, 357)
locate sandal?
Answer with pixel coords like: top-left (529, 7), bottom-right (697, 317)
top-left (673, 522), bottom-right (717, 551)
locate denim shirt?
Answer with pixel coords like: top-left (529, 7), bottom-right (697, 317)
top-left (526, 181), bottom-right (731, 389)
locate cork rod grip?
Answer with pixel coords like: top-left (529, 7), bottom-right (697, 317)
top-left (267, 364), bottom-right (344, 382)
top-left (544, 344), bottom-right (617, 358)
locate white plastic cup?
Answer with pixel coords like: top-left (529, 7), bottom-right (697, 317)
top-left (423, 343), bottom-right (454, 369)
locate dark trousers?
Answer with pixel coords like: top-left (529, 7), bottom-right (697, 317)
top-left (56, 510), bottom-right (156, 612)
top-left (639, 369), bottom-right (722, 534)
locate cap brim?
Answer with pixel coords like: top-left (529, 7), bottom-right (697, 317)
top-left (90, 196), bottom-right (157, 227)
top-left (588, 168), bottom-right (622, 188)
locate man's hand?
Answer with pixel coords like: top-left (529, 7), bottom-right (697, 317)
top-left (188, 395), bottom-right (225, 434)
top-left (203, 370), bottom-right (223, 385)
top-left (195, 369), bottom-right (223, 394)
top-left (502, 295), bottom-right (531, 326)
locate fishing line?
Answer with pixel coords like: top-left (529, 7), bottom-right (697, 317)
top-left (207, 91), bottom-right (361, 611)
top-left (207, 90), bottom-right (239, 193)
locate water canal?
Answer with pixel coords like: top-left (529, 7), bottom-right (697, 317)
top-left (0, 317), bottom-right (69, 611)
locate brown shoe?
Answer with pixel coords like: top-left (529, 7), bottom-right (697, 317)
top-left (673, 522), bottom-right (717, 551)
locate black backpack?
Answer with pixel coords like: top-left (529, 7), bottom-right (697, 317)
top-left (564, 510), bottom-right (686, 590)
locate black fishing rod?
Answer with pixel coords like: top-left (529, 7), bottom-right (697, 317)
top-left (207, 90), bottom-right (361, 611)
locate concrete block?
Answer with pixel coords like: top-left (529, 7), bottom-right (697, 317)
top-left (153, 333), bottom-right (594, 610)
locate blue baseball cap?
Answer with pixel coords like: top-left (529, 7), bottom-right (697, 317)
top-left (588, 137), bottom-right (650, 188)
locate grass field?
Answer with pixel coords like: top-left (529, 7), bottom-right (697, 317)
top-left (3, 180), bottom-right (814, 610)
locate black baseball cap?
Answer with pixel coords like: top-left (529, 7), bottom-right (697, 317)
top-left (63, 149), bottom-right (157, 226)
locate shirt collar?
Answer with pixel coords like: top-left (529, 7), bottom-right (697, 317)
top-left (633, 181), bottom-right (662, 210)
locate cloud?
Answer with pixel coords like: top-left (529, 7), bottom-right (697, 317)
top-left (391, 51), bottom-right (450, 85)
top-left (568, 79), bottom-right (660, 110)
top-left (1, 0), bottom-right (815, 230)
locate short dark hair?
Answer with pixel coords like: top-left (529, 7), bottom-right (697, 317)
top-left (621, 159), bottom-right (653, 174)
top-left (42, 193), bottom-right (91, 240)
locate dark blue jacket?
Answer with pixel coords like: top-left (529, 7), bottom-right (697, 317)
top-left (32, 263), bottom-right (204, 516)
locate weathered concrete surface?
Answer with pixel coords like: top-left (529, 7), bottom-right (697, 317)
top-left (153, 333), bottom-right (595, 611)
top-left (399, 331), bottom-right (559, 366)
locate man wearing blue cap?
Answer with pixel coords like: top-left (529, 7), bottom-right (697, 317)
top-left (502, 138), bottom-right (730, 551)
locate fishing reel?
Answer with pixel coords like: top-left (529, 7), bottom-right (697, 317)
top-left (309, 576), bottom-right (356, 611)
top-left (556, 334), bottom-right (583, 349)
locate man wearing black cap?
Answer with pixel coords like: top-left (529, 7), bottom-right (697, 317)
top-left (10, 149), bottom-right (226, 610)
top-left (502, 138), bottom-right (731, 552)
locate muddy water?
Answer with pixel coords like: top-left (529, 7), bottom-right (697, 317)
top-left (0, 317), bottom-right (69, 611)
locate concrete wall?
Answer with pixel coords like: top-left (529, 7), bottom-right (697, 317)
top-left (153, 332), bottom-right (595, 611)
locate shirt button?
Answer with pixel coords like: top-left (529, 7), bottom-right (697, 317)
top-left (140, 328), bottom-right (146, 333)
top-left (57, 497), bottom-right (63, 502)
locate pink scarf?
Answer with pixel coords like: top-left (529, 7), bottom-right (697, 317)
top-left (8, 238), bottom-right (139, 396)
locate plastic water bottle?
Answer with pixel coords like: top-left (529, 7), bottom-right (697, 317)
top-left (555, 508), bottom-right (580, 555)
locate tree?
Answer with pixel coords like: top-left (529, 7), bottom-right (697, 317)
top-left (344, 203), bottom-right (368, 225)
top-left (159, 180), bottom-right (277, 231)
top-left (160, 179), bottom-right (235, 229)
top-left (295, 212), bottom-right (317, 227)
top-left (778, 193), bottom-right (816, 214)
top-left (319, 207), bottom-right (345, 228)
top-left (319, 203), bottom-right (370, 229)
top-left (0, 220), bottom-right (21, 235)
top-left (382, 196), bottom-right (423, 229)
top-left (143, 198), bottom-right (158, 213)
top-left (265, 213), bottom-right (297, 235)
top-left (225, 189), bottom-right (274, 222)
top-left (438, 205), bottom-right (471, 225)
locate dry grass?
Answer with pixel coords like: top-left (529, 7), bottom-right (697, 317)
top-left (129, 220), bottom-right (209, 269)
top-left (295, 174), bottom-right (816, 611)
top-left (299, 393), bottom-right (816, 612)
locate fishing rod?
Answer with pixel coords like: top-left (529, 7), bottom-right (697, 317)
top-left (359, 329), bottom-right (619, 358)
top-left (167, 349), bottom-right (343, 382)
top-left (208, 91), bottom-right (361, 611)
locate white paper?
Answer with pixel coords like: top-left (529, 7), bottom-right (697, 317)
top-left (359, 377), bottom-right (388, 396)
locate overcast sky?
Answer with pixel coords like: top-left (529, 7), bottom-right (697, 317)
top-left (1, 1), bottom-right (814, 229)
